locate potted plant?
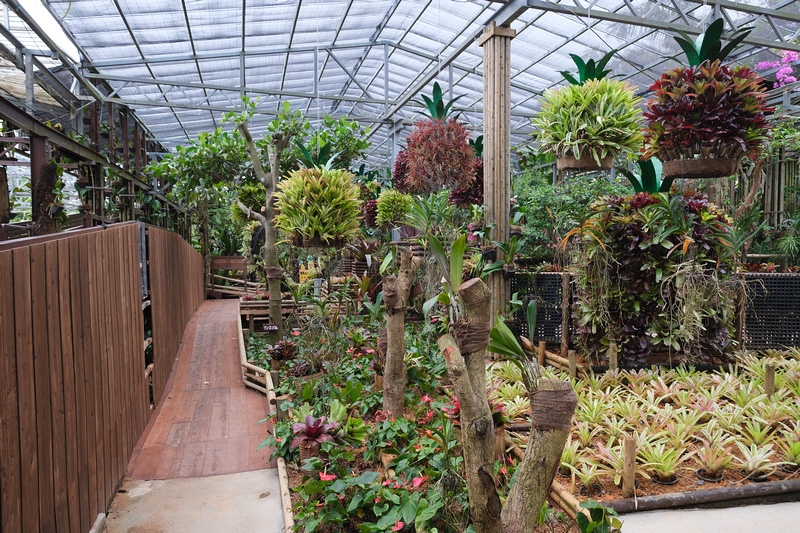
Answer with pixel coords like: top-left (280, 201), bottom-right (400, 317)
top-left (642, 18), bottom-right (770, 179)
top-left (268, 339), bottom-right (297, 371)
top-left (695, 441), bottom-right (733, 482)
top-left (291, 415), bottom-right (339, 474)
top-left (532, 77), bottom-right (643, 172)
top-left (375, 189), bottom-right (413, 230)
top-left (736, 442), bottom-right (781, 481)
top-left (779, 436), bottom-right (800, 473)
top-left (638, 440), bottom-right (694, 484)
top-left (273, 167), bottom-right (361, 248)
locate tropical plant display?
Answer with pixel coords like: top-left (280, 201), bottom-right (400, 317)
top-left (642, 60), bottom-right (771, 165)
top-left (403, 117), bottom-right (476, 193)
top-left (564, 189), bottom-right (737, 364)
top-left (531, 78), bottom-right (643, 166)
top-left (273, 167), bottom-right (362, 247)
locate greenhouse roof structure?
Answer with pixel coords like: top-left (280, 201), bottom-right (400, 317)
top-left (2, 0), bottom-right (800, 166)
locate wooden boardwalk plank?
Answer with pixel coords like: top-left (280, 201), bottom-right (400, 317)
top-left (127, 300), bottom-right (273, 480)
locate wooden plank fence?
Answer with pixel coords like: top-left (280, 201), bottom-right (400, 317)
top-left (148, 226), bottom-right (204, 405)
top-left (0, 222), bottom-right (203, 533)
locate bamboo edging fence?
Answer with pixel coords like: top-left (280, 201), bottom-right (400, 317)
top-left (235, 313), bottom-right (294, 530)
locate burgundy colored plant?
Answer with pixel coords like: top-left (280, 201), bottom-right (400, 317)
top-left (392, 149), bottom-right (418, 193)
top-left (362, 199), bottom-right (379, 228)
top-left (448, 157), bottom-right (484, 208)
top-left (403, 118), bottom-right (475, 193)
top-left (643, 60), bottom-right (771, 162)
top-left (291, 415), bottom-right (339, 449)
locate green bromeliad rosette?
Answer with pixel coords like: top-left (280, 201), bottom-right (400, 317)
top-left (272, 167), bottom-right (362, 248)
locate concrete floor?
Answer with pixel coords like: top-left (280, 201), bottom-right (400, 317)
top-left (105, 469), bottom-right (285, 533)
top-left (620, 501), bottom-right (800, 532)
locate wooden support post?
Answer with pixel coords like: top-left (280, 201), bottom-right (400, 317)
top-left (568, 350), bottom-right (577, 379)
top-left (765, 364), bottom-right (776, 398)
top-left (608, 342), bottom-right (618, 371)
top-left (537, 341), bottom-right (546, 367)
top-left (560, 272), bottom-right (570, 359)
top-left (133, 121), bottom-right (141, 175)
top-left (622, 437), bottom-right (636, 498)
top-left (479, 21), bottom-right (516, 323)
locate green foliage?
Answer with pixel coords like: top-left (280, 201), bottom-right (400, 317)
top-left (286, 115), bottom-right (370, 172)
top-left (619, 157), bottom-right (673, 194)
top-left (513, 168), bottom-right (632, 258)
top-left (577, 500), bottom-right (622, 533)
top-left (273, 167), bottom-right (362, 247)
top-left (376, 189), bottom-right (413, 227)
top-left (672, 18), bottom-right (751, 67)
top-left (417, 81), bottom-right (464, 120)
top-left (532, 78), bottom-right (643, 164)
top-left (560, 50), bottom-right (617, 85)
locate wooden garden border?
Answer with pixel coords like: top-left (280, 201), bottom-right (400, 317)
top-left (235, 313), bottom-right (294, 530)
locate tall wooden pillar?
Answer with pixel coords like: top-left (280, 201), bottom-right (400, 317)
top-left (479, 21), bottom-right (516, 322)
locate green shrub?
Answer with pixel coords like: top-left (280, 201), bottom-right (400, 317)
top-left (376, 189), bottom-right (413, 228)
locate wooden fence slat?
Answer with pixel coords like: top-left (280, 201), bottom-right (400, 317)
top-left (13, 246), bottom-right (39, 533)
top-left (0, 250), bottom-right (21, 533)
top-left (45, 241), bottom-right (69, 531)
top-left (31, 244), bottom-right (57, 532)
top-left (81, 233), bottom-right (101, 522)
top-left (58, 238), bottom-right (81, 533)
top-left (69, 235), bottom-right (90, 532)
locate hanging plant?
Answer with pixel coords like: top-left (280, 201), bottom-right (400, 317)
top-left (532, 78), bottom-right (643, 171)
top-left (273, 167), bottom-right (361, 247)
top-left (375, 189), bottom-right (413, 228)
top-left (642, 60), bottom-right (771, 178)
top-left (403, 118), bottom-right (475, 193)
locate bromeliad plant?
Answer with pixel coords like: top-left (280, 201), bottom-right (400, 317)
top-left (273, 167), bottom-right (361, 247)
top-left (532, 78), bottom-right (643, 168)
top-left (642, 60), bottom-right (771, 168)
top-left (560, 50), bottom-right (617, 85)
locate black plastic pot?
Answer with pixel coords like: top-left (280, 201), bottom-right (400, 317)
top-left (579, 483), bottom-right (603, 497)
top-left (696, 468), bottom-right (724, 483)
top-left (557, 466), bottom-right (572, 478)
top-left (740, 469), bottom-right (769, 483)
top-left (652, 474), bottom-right (679, 485)
top-left (780, 463), bottom-right (800, 474)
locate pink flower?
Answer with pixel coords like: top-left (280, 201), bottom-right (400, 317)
top-left (319, 472), bottom-right (336, 481)
top-left (290, 330), bottom-right (300, 337)
top-left (412, 476), bottom-right (429, 488)
top-left (316, 501), bottom-right (323, 507)
top-left (500, 465), bottom-right (507, 474)
top-left (375, 496), bottom-right (382, 503)
top-left (421, 395), bottom-right (433, 403)
top-left (366, 348), bottom-right (375, 354)
top-left (392, 521), bottom-right (404, 531)
top-left (275, 437), bottom-right (282, 442)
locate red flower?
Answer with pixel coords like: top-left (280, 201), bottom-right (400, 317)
top-left (319, 472), bottom-right (336, 481)
top-left (412, 476), bottom-right (429, 488)
top-left (392, 521), bottom-right (405, 531)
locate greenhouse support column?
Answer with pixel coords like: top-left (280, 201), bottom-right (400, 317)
top-left (479, 21), bottom-right (516, 324)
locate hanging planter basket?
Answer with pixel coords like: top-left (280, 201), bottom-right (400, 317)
top-left (556, 153), bottom-right (614, 172)
top-left (662, 157), bottom-right (740, 179)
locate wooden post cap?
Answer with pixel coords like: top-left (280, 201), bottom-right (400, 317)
top-left (478, 21), bottom-right (516, 46)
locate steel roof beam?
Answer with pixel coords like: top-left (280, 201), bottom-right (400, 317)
top-left (526, 0), bottom-right (800, 53)
top-left (85, 72), bottom-right (391, 105)
top-left (382, 0), bottom-right (529, 121)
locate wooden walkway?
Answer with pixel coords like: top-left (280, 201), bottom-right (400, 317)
top-left (126, 299), bottom-right (274, 479)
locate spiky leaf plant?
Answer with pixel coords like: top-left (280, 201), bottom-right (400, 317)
top-left (375, 189), bottom-right (413, 228)
top-left (643, 60), bottom-right (770, 163)
top-left (560, 49), bottom-right (617, 85)
top-left (672, 18), bottom-right (751, 67)
top-left (532, 78), bottom-right (643, 165)
top-left (404, 118), bottom-right (475, 193)
top-left (273, 167), bottom-right (361, 247)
